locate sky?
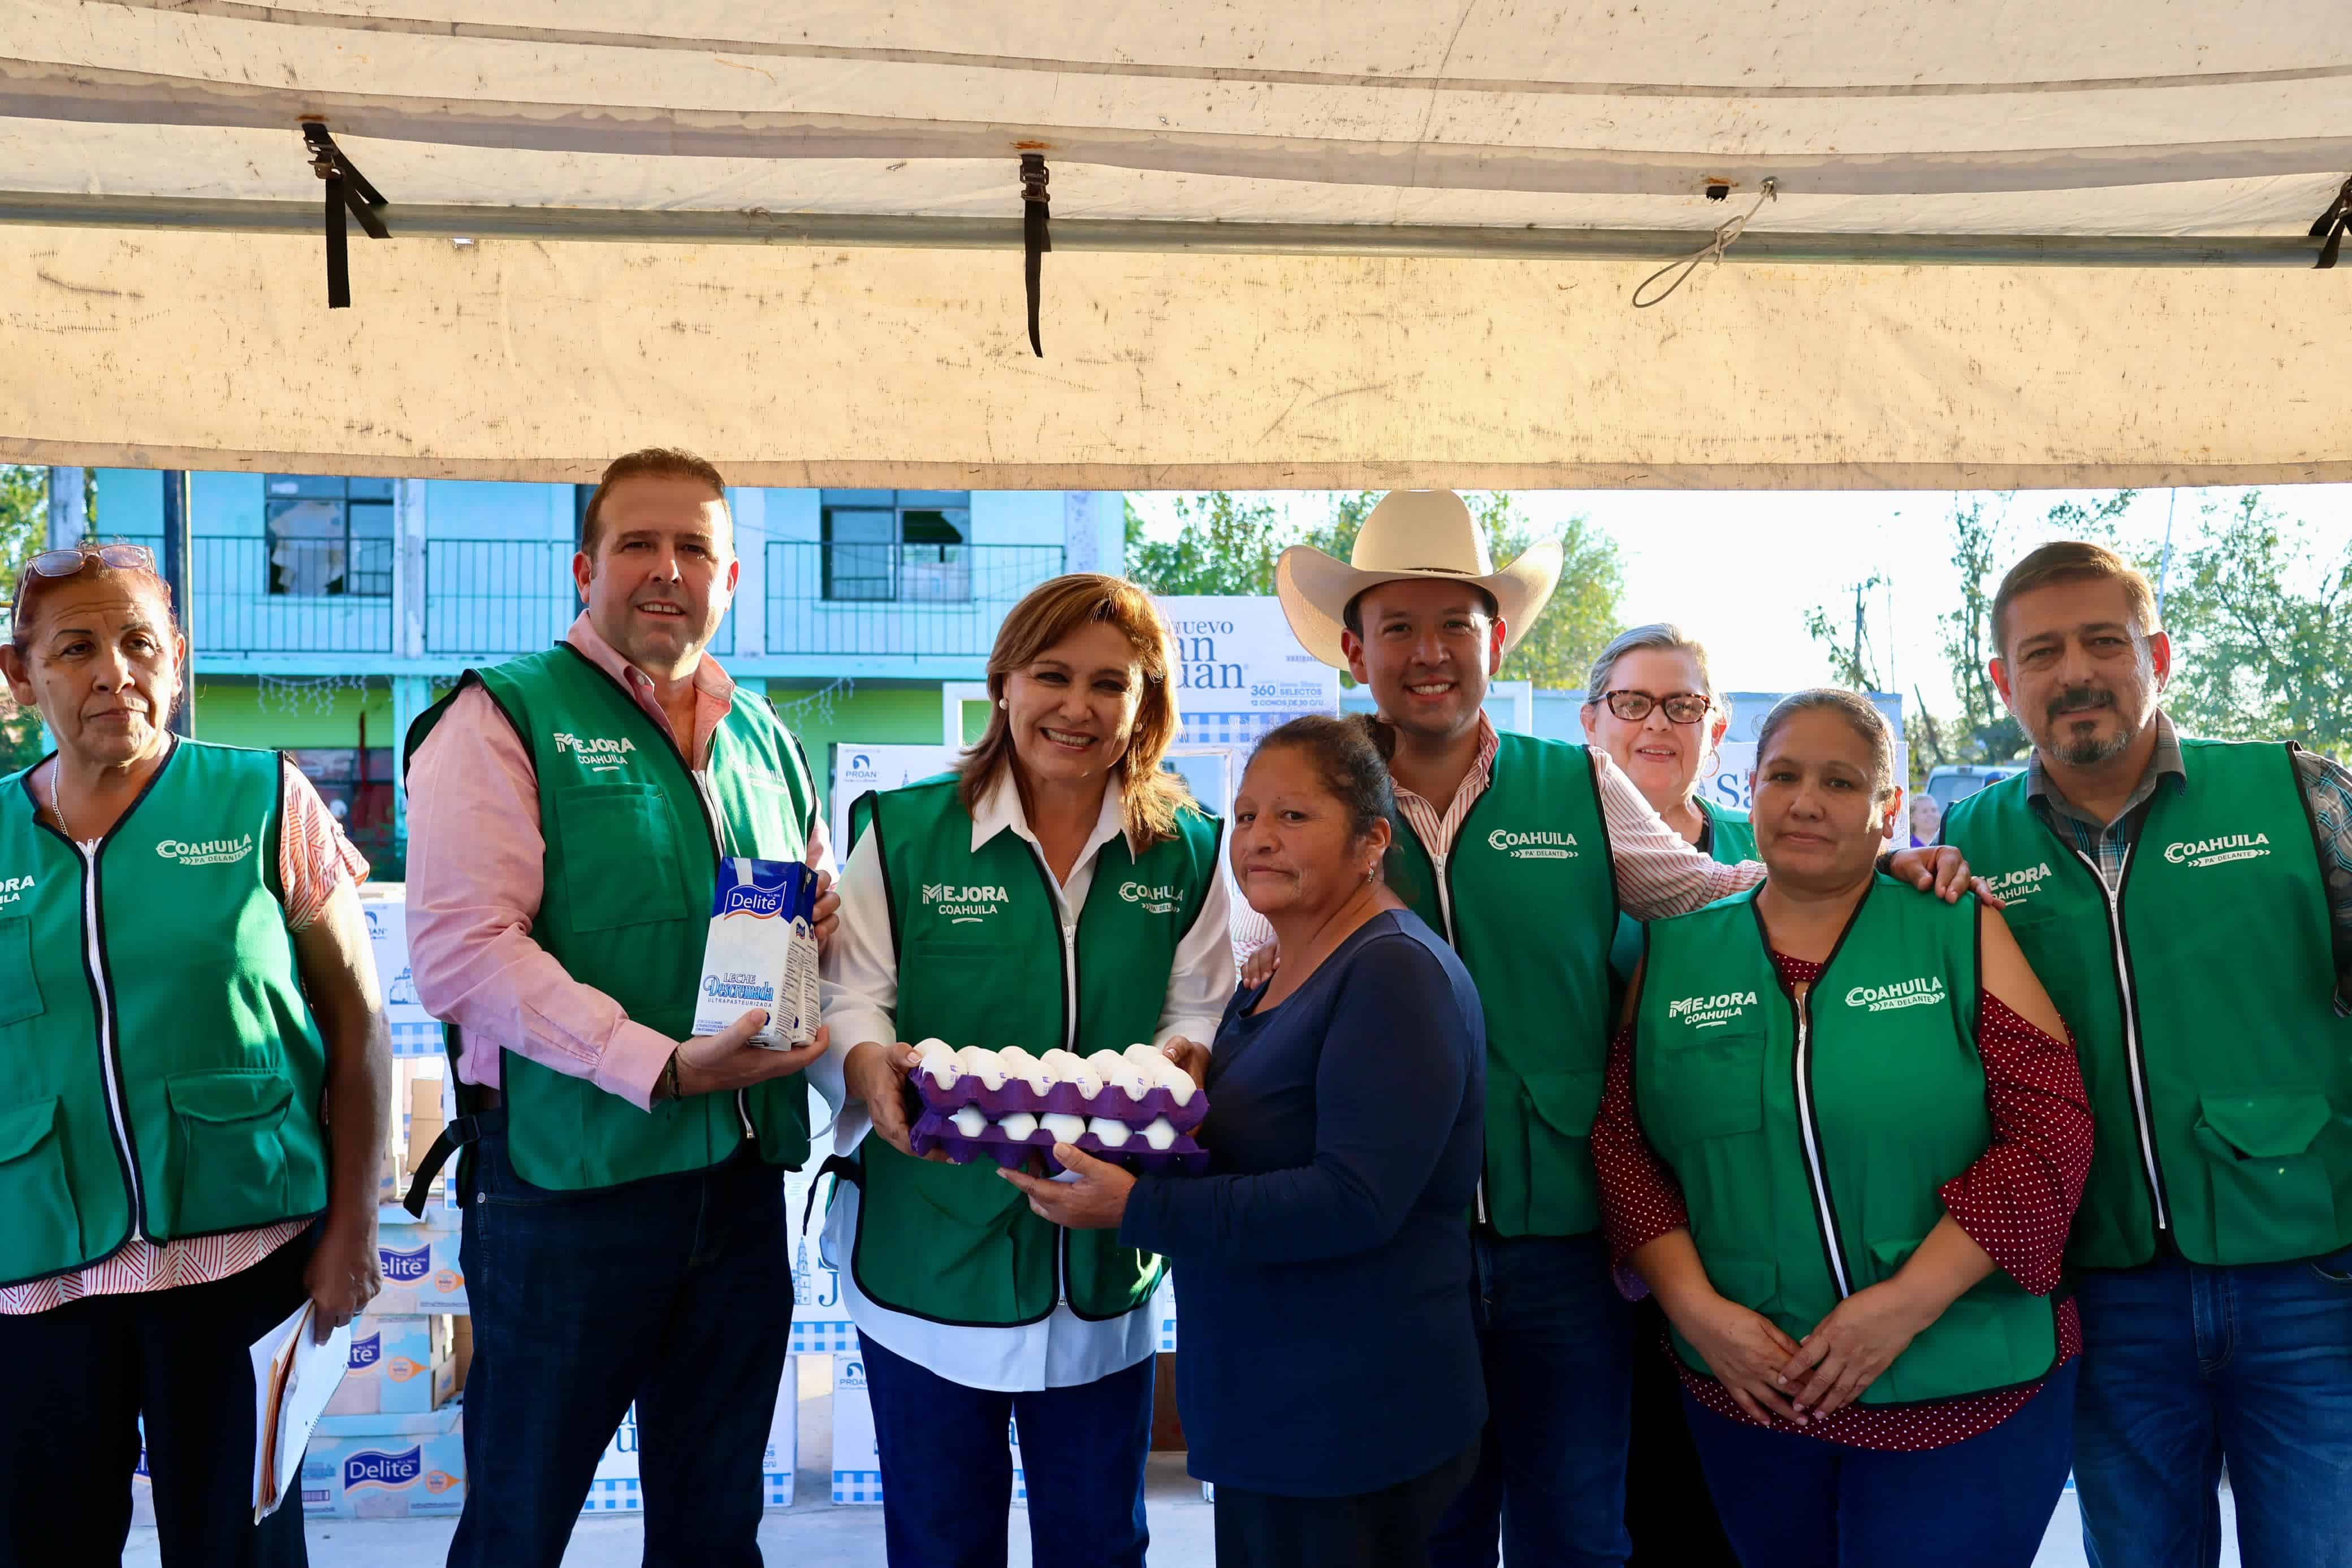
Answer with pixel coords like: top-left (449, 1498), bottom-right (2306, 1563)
top-left (1129, 484), bottom-right (2352, 722)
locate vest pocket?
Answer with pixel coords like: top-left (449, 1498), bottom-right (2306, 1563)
top-left (2192, 1091), bottom-right (2341, 1252)
top-left (162, 1069), bottom-right (294, 1236)
top-left (1865, 1237), bottom-right (2032, 1404)
top-left (0, 917), bottom-right (42, 1028)
top-left (1518, 1067), bottom-right (1606, 1233)
top-left (550, 783), bottom-right (690, 934)
top-left (1649, 1026), bottom-right (1767, 1144)
top-left (0, 1098), bottom-right (80, 1280)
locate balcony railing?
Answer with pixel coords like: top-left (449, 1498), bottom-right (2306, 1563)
top-left (765, 542), bottom-right (1064, 658)
top-left (422, 539), bottom-right (734, 656)
top-left (116, 536), bottom-right (394, 654)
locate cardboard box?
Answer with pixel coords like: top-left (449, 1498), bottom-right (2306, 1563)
top-left (373, 1206), bottom-right (467, 1316)
top-left (322, 1314), bottom-right (457, 1417)
top-left (585, 1357), bottom-right (798, 1513)
top-left (785, 1154), bottom-right (856, 1355)
top-left (302, 1407), bottom-right (466, 1518)
top-left (831, 1354), bottom-right (1022, 1506)
top-left (405, 1077), bottom-right (446, 1178)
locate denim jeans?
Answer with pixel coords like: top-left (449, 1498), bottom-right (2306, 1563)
top-left (858, 1332), bottom-right (1152, 1568)
top-left (1427, 1231), bottom-right (1636, 1568)
top-left (1683, 1359), bottom-right (2078, 1568)
top-left (446, 1132), bottom-right (793, 1568)
top-left (2074, 1245), bottom-right (2352, 1568)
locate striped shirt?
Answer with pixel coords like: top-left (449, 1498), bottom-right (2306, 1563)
top-left (0, 757), bottom-right (368, 1315)
top-left (2026, 713), bottom-right (2352, 1012)
top-left (1390, 717), bottom-right (1762, 920)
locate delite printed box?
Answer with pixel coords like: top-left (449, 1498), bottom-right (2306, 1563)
top-left (373, 1207), bottom-right (466, 1316)
top-left (692, 857), bottom-right (820, 1049)
top-left (303, 1407), bottom-right (465, 1518)
top-left (322, 1314), bottom-right (457, 1417)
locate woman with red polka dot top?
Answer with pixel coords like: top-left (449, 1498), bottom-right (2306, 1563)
top-left (1595, 690), bottom-right (2094, 1568)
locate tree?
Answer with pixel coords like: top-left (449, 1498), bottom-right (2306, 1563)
top-left (1126, 491), bottom-right (1626, 691)
top-left (0, 465), bottom-right (49, 772)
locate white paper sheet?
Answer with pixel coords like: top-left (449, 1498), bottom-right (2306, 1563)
top-left (248, 1302), bottom-right (353, 1522)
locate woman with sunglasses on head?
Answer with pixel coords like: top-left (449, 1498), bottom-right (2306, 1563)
top-left (1593, 690), bottom-right (2090, 1568)
top-left (0, 542), bottom-right (390, 1567)
top-left (1579, 623), bottom-right (1749, 1566)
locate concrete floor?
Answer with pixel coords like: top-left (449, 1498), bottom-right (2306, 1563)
top-left (123, 1355), bottom-right (2241, 1567)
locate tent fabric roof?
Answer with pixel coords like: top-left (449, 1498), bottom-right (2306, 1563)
top-left (1, 2), bottom-right (2346, 487)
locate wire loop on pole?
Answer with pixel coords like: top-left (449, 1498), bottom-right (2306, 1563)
top-left (1632, 178), bottom-right (1778, 308)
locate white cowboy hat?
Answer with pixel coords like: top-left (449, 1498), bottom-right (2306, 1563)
top-left (1275, 490), bottom-right (1564, 670)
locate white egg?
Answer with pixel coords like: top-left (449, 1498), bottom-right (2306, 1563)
top-left (998, 1047), bottom-right (1052, 1093)
top-left (1087, 1116), bottom-right (1132, 1147)
top-left (998, 1111), bottom-right (1039, 1141)
top-left (1139, 1116), bottom-right (1179, 1151)
top-left (1037, 1049), bottom-right (1083, 1089)
top-left (915, 1039), bottom-right (961, 1087)
top-left (1125, 1045), bottom-right (1197, 1103)
top-left (1045, 1049), bottom-right (1102, 1097)
top-left (959, 1047), bottom-right (1008, 1091)
top-left (1089, 1048), bottom-right (1150, 1098)
top-left (1040, 1112), bottom-right (1088, 1145)
top-left (950, 1106), bottom-right (988, 1138)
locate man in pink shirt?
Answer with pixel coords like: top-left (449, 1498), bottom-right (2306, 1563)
top-left (404, 449), bottom-right (837, 1567)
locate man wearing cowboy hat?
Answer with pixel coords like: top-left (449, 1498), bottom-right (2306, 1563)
top-left (1276, 490), bottom-right (1978, 1567)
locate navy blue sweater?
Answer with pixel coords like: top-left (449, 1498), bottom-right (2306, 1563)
top-left (1120, 908), bottom-right (1488, 1496)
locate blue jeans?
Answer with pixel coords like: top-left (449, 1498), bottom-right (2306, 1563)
top-left (1427, 1231), bottom-right (1636, 1568)
top-left (2074, 1245), bottom-right (2352, 1568)
top-left (446, 1132), bottom-right (793, 1568)
top-left (858, 1332), bottom-right (1153, 1568)
top-left (1684, 1359), bottom-right (2078, 1568)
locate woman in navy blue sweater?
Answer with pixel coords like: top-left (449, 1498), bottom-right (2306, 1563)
top-left (1007, 715), bottom-right (1488, 1568)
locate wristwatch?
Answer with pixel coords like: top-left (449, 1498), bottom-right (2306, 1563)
top-left (661, 1051), bottom-right (683, 1102)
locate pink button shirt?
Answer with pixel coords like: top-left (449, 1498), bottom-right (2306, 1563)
top-left (404, 615), bottom-right (834, 1111)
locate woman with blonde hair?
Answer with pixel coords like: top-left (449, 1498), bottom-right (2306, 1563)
top-left (819, 573), bottom-right (1234, 1567)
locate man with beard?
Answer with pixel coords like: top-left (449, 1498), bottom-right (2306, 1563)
top-left (1942, 540), bottom-right (2352, 1568)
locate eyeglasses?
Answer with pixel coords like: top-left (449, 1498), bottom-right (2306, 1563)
top-left (10, 545), bottom-right (157, 617)
top-left (1601, 690), bottom-right (1712, 725)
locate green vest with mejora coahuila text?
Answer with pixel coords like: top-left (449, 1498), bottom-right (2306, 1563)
top-left (839, 775), bottom-right (1221, 1328)
top-left (404, 644), bottom-right (822, 1192)
top-left (0, 740), bottom-right (331, 1286)
top-left (1385, 733), bottom-right (1620, 1238)
top-left (1942, 739), bottom-right (2352, 1269)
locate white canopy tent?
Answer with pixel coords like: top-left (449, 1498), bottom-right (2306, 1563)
top-left (1, 1), bottom-right (2345, 487)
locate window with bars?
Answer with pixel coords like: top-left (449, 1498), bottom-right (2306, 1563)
top-left (818, 490), bottom-right (972, 602)
top-left (263, 475), bottom-right (394, 597)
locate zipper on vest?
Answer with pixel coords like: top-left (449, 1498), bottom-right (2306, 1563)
top-left (2071, 843), bottom-right (2171, 1236)
top-left (74, 838), bottom-right (147, 1238)
top-left (1790, 985), bottom-right (1851, 1300)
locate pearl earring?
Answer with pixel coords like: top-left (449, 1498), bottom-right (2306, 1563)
top-left (998, 698), bottom-right (1008, 709)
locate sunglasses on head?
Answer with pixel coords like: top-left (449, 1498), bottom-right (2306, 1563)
top-left (10, 545), bottom-right (158, 619)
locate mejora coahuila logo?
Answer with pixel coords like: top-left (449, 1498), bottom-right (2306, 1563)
top-left (553, 733), bottom-right (635, 773)
top-left (1120, 880), bottom-right (1180, 913)
top-left (1488, 828), bottom-right (1578, 860)
top-left (1846, 976), bottom-right (1948, 1012)
top-left (922, 883), bottom-right (1008, 925)
top-left (1983, 862), bottom-right (2052, 904)
top-left (379, 1244), bottom-right (431, 1283)
top-left (154, 835), bottom-right (253, 867)
top-left (2164, 832), bottom-right (2270, 868)
top-left (1669, 991), bottom-right (1757, 1029)
top-left (0, 873), bottom-right (31, 909)
top-left (343, 1447), bottom-right (423, 1491)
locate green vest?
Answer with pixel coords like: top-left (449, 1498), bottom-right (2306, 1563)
top-left (0, 741), bottom-right (330, 1287)
top-left (844, 775), bottom-right (1221, 1326)
top-left (1610, 796), bottom-right (1755, 982)
top-left (1942, 740), bottom-right (2352, 1268)
top-left (404, 644), bottom-right (821, 1191)
top-left (1387, 734), bottom-right (1618, 1237)
top-left (1637, 880), bottom-right (2057, 1404)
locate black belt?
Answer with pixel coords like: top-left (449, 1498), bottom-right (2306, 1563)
top-left (401, 1099), bottom-right (503, 1218)
top-left (805, 1153), bottom-right (861, 1232)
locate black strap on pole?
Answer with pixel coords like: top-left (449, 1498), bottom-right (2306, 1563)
top-left (302, 122), bottom-right (390, 307)
top-left (1020, 154), bottom-right (1051, 357)
top-left (2310, 176), bottom-right (2352, 270)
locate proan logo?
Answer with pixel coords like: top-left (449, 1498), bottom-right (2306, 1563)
top-left (1846, 976), bottom-right (1949, 1012)
top-left (553, 733), bottom-right (635, 772)
top-left (0, 873), bottom-right (31, 909)
top-left (1120, 881), bottom-right (1180, 913)
top-left (1488, 828), bottom-right (1579, 860)
top-left (2165, 833), bottom-right (2271, 869)
top-left (155, 835), bottom-right (254, 868)
top-left (1983, 863), bottom-right (2052, 903)
top-left (921, 883), bottom-right (1010, 925)
top-left (1668, 991), bottom-right (1757, 1029)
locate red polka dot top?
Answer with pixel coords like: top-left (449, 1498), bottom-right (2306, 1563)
top-left (1594, 950), bottom-right (2093, 1452)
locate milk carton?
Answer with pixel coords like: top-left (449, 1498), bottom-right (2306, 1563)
top-left (691, 857), bottom-right (821, 1049)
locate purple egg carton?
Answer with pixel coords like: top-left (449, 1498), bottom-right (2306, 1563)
top-left (909, 1111), bottom-right (1210, 1177)
top-left (913, 1067), bottom-right (1208, 1135)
